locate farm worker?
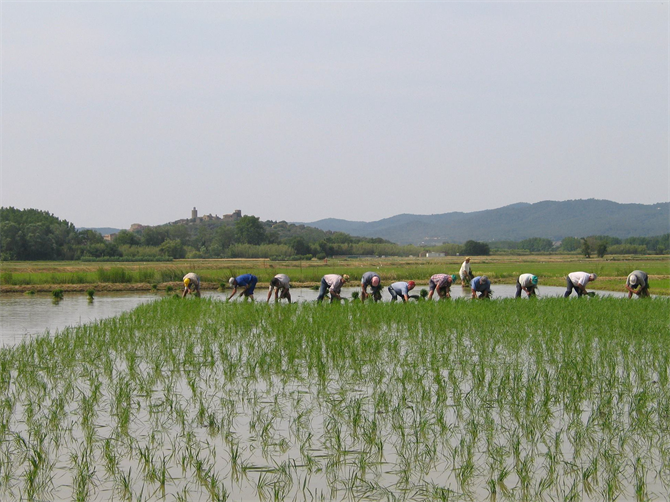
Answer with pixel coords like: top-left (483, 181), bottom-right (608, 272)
top-left (267, 273), bottom-right (291, 303)
top-left (316, 274), bottom-right (349, 302)
top-left (227, 274), bottom-right (258, 302)
top-left (625, 270), bottom-right (650, 298)
top-left (388, 281), bottom-right (415, 302)
top-left (459, 257), bottom-right (474, 287)
top-left (564, 272), bottom-right (597, 298)
top-left (182, 272), bottom-right (201, 298)
top-left (427, 274), bottom-right (457, 300)
top-left (360, 271), bottom-right (382, 302)
top-left (515, 274), bottom-right (538, 298)
top-left (471, 275), bottom-right (492, 299)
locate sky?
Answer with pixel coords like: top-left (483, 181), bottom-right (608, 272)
top-left (2, 1), bottom-right (668, 229)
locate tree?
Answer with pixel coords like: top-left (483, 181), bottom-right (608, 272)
top-left (581, 238), bottom-right (591, 258)
top-left (114, 230), bottom-right (141, 247)
top-left (559, 237), bottom-right (581, 252)
top-left (518, 237), bottom-right (553, 252)
top-left (462, 240), bottom-right (490, 256)
top-left (141, 227), bottom-right (168, 247)
top-left (235, 216), bottom-right (267, 245)
top-left (596, 242), bottom-right (607, 258)
top-left (289, 237), bottom-right (313, 256)
top-left (159, 239), bottom-right (186, 259)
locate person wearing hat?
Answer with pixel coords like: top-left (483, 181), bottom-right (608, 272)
top-left (360, 271), bottom-right (382, 303)
top-left (388, 281), bottom-right (415, 302)
top-left (625, 270), bottom-right (650, 298)
top-left (227, 273), bottom-right (258, 301)
top-left (564, 272), bottom-right (597, 298)
top-left (459, 257), bottom-right (474, 287)
top-left (470, 275), bottom-right (492, 299)
top-left (267, 273), bottom-right (291, 303)
top-left (515, 273), bottom-right (539, 298)
top-left (427, 273), bottom-right (457, 300)
top-left (182, 272), bottom-right (201, 298)
top-left (316, 274), bottom-right (349, 302)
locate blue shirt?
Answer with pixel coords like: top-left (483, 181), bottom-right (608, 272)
top-left (361, 271), bottom-right (380, 287)
top-left (390, 282), bottom-right (409, 296)
top-left (471, 276), bottom-right (490, 292)
top-left (235, 274), bottom-right (256, 287)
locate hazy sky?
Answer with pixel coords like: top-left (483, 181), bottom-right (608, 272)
top-left (2, 1), bottom-right (668, 229)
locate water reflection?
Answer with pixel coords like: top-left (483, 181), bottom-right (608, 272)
top-left (0, 286), bottom-right (630, 346)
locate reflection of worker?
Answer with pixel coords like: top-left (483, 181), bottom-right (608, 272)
top-left (459, 257), bottom-right (474, 286)
top-left (427, 274), bottom-right (456, 300)
top-left (227, 274), bottom-right (258, 301)
top-left (182, 272), bottom-right (201, 298)
top-left (625, 270), bottom-right (650, 298)
top-left (471, 275), bottom-right (491, 299)
top-left (388, 281), bottom-right (415, 302)
top-left (316, 274), bottom-right (349, 302)
top-left (268, 273), bottom-right (291, 303)
top-left (515, 274), bottom-right (538, 298)
top-left (361, 272), bottom-right (382, 302)
top-left (564, 272), bottom-right (597, 298)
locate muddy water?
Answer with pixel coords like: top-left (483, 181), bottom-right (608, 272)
top-left (0, 286), bottom-right (629, 346)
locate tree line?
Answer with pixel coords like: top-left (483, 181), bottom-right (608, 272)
top-left (1, 207), bottom-right (667, 261)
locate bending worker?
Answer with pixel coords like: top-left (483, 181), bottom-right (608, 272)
top-left (182, 272), bottom-right (201, 298)
top-left (227, 274), bottom-right (258, 302)
top-left (316, 274), bottom-right (349, 302)
top-left (564, 272), bottom-right (597, 298)
top-left (427, 273), bottom-right (456, 300)
top-left (625, 270), bottom-right (650, 298)
top-left (267, 273), bottom-right (291, 303)
top-left (388, 281), bottom-right (415, 302)
top-left (459, 257), bottom-right (473, 287)
top-left (515, 274), bottom-right (538, 298)
top-left (471, 275), bottom-right (492, 299)
top-left (361, 271), bottom-right (382, 302)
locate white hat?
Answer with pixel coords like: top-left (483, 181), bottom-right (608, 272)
top-left (629, 275), bottom-right (637, 285)
top-left (591, 273), bottom-right (598, 280)
top-left (228, 277), bottom-right (235, 286)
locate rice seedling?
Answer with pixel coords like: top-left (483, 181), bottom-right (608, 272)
top-left (0, 296), bottom-right (667, 500)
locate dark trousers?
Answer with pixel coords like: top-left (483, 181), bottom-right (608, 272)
top-left (515, 280), bottom-right (536, 298)
top-left (564, 278), bottom-right (583, 297)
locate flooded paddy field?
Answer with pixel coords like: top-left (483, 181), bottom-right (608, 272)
top-left (0, 286), bottom-right (632, 346)
top-left (0, 297), bottom-right (668, 501)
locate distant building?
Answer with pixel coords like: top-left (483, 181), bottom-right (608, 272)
top-left (425, 252), bottom-right (446, 258)
top-left (103, 233), bottom-right (117, 242)
top-left (129, 224), bottom-right (144, 232)
top-left (223, 209), bottom-right (242, 221)
top-left (191, 207), bottom-right (198, 220)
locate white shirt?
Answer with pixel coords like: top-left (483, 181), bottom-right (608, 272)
top-left (270, 274), bottom-right (290, 289)
top-left (459, 261), bottom-right (471, 275)
top-left (568, 272), bottom-right (591, 287)
top-left (518, 274), bottom-right (535, 288)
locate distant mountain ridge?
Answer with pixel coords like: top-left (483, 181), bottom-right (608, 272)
top-left (78, 227), bottom-right (122, 236)
top-left (303, 200), bottom-right (670, 245)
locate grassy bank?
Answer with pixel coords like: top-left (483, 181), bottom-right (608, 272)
top-left (1, 255), bottom-right (669, 295)
top-left (1, 297), bottom-right (668, 501)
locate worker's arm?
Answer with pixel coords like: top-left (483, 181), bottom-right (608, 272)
top-left (227, 287), bottom-right (238, 301)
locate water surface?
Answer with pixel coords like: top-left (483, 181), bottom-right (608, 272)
top-left (0, 285), bottom-right (629, 346)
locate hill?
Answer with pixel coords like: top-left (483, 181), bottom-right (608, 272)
top-left (77, 227), bottom-right (122, 236)
top-left (304, 200), bottom-right (670, 245)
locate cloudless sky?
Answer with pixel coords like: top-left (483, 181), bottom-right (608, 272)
top-left (2, 1), bottom-right (668, 229)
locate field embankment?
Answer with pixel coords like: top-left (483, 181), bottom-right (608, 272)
top-left (1, 255), bottom-right (668, 295)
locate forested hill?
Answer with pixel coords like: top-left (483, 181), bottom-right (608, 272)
top-left (304, 200), bottom-right (670, 245)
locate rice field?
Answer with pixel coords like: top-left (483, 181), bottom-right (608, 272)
top-left (0, 297), bottom-right (668, 501)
